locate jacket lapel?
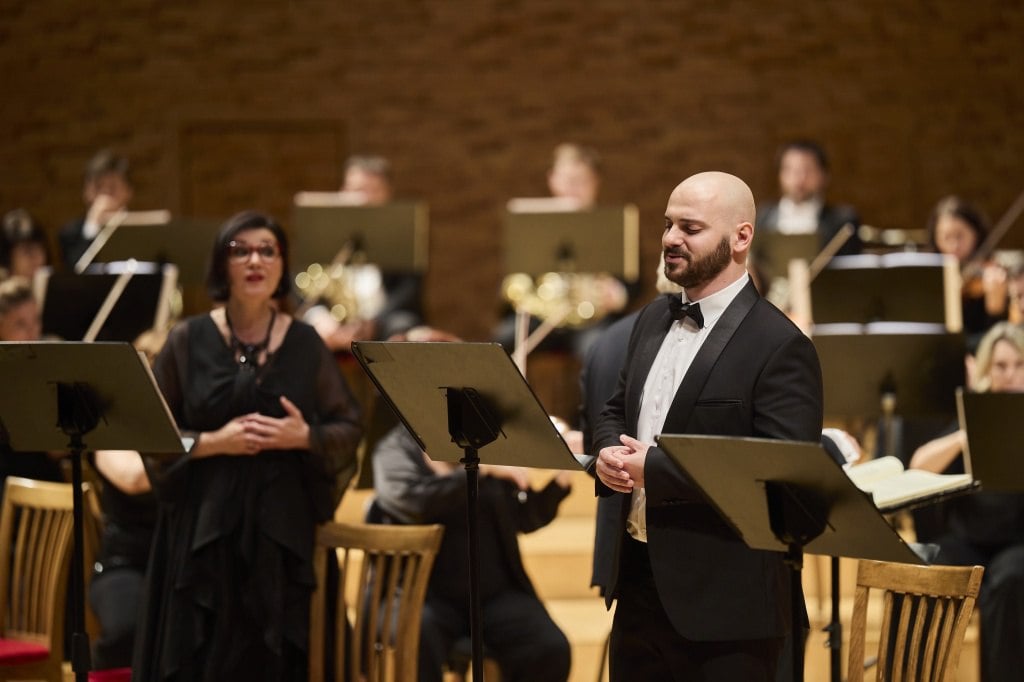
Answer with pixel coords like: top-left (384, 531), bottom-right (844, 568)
top-left (661, 280), bottom-right (760, 428)
top-left (626, 298), bottom-right (673, 430)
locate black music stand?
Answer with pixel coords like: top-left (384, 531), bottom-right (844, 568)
top-left (75, 212), bottom-right (216, 285)
top-left (351, 341), bottom-right (580, 681)
top-left (0, 342), bottom-right (187, 682)
top-left (291, 200), bottom-right (429, 273)
top-left (502, 201), bottom-right (639, 279)
top-left (657, 434), bottom-right (929, 682)
top-left (35, 262), bottom-right (177, 342)
top-left (811, 252), bottom-right (959, 329)
top-left (960, 391), bottom-right (1024, 493)
top-left (751, 232), bottom-right (819, 284)
top-left (813, 328), bottom-right (965, 429)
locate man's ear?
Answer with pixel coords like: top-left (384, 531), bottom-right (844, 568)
top-left (733, 221), bottom-right (754, 253)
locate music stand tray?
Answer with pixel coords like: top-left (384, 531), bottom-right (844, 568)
top-left (291, 201), bottom-right (428, 273)
top-left (0, 342), bottom-right (186, 681)
top-left (34, 263), bottom-right (177, 342)
top-left (812, 328), bottom-right (965, 420)
top-left (502, 202), bottom-right (639, 280)
top-left (959, 391), bottom-right (1024, 493)
top-left (351, 341), bottom-right (579, 470)
top-left (77, 213), bottom-right (217, 285)
top-left (752, 232), bottom-right (819, 284)
top-left (811, 252), bottom-right (959, 329)
top-left (657, 434), bottom-right (925, 563)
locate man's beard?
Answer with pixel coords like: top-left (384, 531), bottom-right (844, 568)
top-left (665, 236), bottom-right (732, 289)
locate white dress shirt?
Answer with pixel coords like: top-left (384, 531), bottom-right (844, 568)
top-left (775, 197), bottom-right (822, 235)
top-left (627, 273), bottom-right (750, 542)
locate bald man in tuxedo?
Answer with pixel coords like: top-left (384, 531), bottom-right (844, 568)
top-left (592, 171), bottom-right (823, 680)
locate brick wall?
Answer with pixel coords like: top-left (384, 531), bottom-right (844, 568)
top-left (3, 0), bottom-right (1023, 339)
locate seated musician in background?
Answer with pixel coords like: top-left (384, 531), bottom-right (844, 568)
top-left (0, 276), bottom-right (42, 342)
top-left (755, 139), bottom-right (862, 256)
top-left (88, 450), bottom-right (156, 671)
top-left (304, 154), bottom-right (424, 350)
top-left (909, 322), bottom-right (1024, 681)
top-left (0, 208), bottom-right (50, 281)
top-left (59, 148), bottom-right (134, 270)
top-left (494, 143), bottom-right (632, 359)
top-left (927, 195), bottom-right (1008, 347)
top-left (369, 366), bottom-right (572, 682)
top-left (0, 277), bottom-right (64, 501)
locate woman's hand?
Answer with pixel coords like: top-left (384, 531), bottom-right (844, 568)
top-left (243, 396), bottom-right (311, 451)
top-left (193, 415), bottom-right (262, 457)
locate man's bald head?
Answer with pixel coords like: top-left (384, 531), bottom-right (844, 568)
top-left (670, 171), bottom-right (756, 228)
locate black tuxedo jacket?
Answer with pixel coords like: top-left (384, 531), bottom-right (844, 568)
top-left (592, 280), bottom-right (823, 641)
top-left (58, 217), bottom-right (91, 270)
top-left (756, 202), bottom-right (862, 256)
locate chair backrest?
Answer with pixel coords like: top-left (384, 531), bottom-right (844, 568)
top-left (0, 476), bottom-right (77, 648)
top-left (847, 559), bottom-right (984, 682)
top-left (309, 521), bottom-right (444, 682)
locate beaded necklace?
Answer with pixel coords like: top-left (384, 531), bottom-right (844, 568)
top-left (225, 307), bottom-right (276, 368)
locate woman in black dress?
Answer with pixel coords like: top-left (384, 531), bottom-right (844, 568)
top-left (133, 210), bottom-right (362, 681)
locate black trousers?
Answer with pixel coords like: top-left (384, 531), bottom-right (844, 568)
top-left (610, 536), bottom-right (784, 682)
top-left (418, 590), bottom-right (570, 682)
top-left (936, 536), bottom-right (1024, 682)
top-left (89, 567), bottom-right (144, 669)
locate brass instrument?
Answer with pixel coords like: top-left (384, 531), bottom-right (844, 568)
top-left (295, 261), bottom-right (364, 323)
top-left (501, 271), bottom-right (623, 329)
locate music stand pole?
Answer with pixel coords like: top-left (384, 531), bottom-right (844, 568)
top-left (446, 387), bottom-right (502, 682)
top-left (56, 381), bottom-right (106, 682)
top-left (67, 435), bottom-right (90, 682)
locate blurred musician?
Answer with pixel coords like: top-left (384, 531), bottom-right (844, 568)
top-left (909, 322), bottom-right (1024, 681)
top-left (927, 195), bottom-right (1008, 345)
top-left (756, 139), bottom-right (862, 256)
top-left (59, 148), bottom-right (134, 270)
top-left (0, 209), bottom-right (50, 281)
top-left (303, 155), bottom-right (424, 350)
top-left (0, 276), bottom-right (42, 342)
top-left (494, 143), bottom-right (632, 359)
top-left (547, 142), bottom-right (601, 209)
top-left (0, 277), bottom-right (64, 501)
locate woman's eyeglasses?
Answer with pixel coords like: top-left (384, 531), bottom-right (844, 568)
top-left (228, 240), bottom-right (280, 263)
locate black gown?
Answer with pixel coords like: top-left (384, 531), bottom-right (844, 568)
top-left (132, 315), bottom-right (362, 681)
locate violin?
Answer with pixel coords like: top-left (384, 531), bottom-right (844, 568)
top-left (960, 189), bottom-right (1024, 312)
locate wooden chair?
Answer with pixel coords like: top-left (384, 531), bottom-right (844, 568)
top-left (0, 477), bottom-right (79, 682)
top-left (847, 559), bottom-right (985, 682)
top-left (309, 521), bottom-right (444, 682)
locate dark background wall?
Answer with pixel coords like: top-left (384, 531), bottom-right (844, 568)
top-left (3, 0), bottom-right (1023, 339)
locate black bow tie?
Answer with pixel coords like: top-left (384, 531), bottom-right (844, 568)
top-left (668, 296), bottom-right (704, 328)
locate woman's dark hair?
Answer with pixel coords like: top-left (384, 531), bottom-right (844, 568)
top-left (926, 195), bottom-right (989, 256)
top-left (205, 210), bottom-right (291, 302)
top-left (0, 209), bottom-right (50, 270)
